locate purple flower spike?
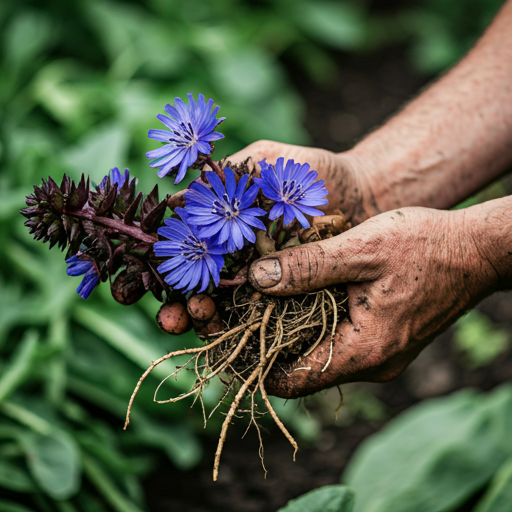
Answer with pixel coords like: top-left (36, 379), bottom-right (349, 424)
top-left (66, 253), bottom-right (100, 300)
top-left (184, 168), bottom-right (266, 253)
top-left (255, 158), bottom-right (328, 228)
top-left (147, 94), bottom-right (225, 184)
top-left (154, 209), bottom-right (226, 293)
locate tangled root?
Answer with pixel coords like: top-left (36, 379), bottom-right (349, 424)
top-left (124, 285), bottom-right (347, 481)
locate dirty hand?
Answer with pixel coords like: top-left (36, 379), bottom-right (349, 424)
top-left (163, 140), bottom-right (380, 335)
top-left (248, 203), bottom-right (507, 398)
top-left (225, 140), bottom-right (378, 224)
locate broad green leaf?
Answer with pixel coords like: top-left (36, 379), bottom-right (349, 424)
top-left (473, 456), bottom-right (512, 512)
top-left (343, 385), bottom-right (512, 512)
top-left (278, 485), bottom-right (355, 512)
top-left (0, 458), bottom-right (35, 492)
top-left (21, 430), bottom-right (81, 500)
top-left (0, 330), bottom-right (38, 403)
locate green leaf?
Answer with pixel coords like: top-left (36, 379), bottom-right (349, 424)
top-left (278, 485), bottom-right (355, 512)
top-left (208, 46), bottom-right (281, 102)
top-left (473, 456), bottom-right (512, 512)
top-left (21, 430), bottom-right (81, 500)
top-left (343, 385), bottom-right (512, 512)
top-left (291, 1), bottom-right (366, 50)
top-left (453, 310), bottom-right (510, 368)
top-left (4, 11), bottom-right (53, 68)
top-left (133, 416), bottom-right (202, 470)
top-left (0, 330), bottom-right (38, 403)
top-left (0, 458), bottom-right (35, 492)
top-left (82, 454), bottom-right (145, 512)
top-left (0, 500), bottom-right (36, 512)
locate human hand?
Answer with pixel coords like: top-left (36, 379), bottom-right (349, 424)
top-left (248, 205), bottom-right (502, 398)
top-left (225, 140), bottom-right (378, 225)
top-left (162, 140), bottom-right (380, 333)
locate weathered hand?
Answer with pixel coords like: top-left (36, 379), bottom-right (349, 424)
top-left (248, 206), bottom-right (501, 398)
top-left (225, 140), bottom-right (378, 224)
top-left (161, 140), bottom-right (378, 334)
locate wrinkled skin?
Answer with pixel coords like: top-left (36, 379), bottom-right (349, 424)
top-left (248, 205), bottom-right (500, 397)
top-left (166, 141), bottom-right (508, 399)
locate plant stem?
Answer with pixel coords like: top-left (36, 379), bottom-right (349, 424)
top-left (206, 155), bottom-right (225, 184)
top-left (67, 209), bottom-right (158, 244)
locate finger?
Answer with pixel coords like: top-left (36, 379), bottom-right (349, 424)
top-left (227, 140), bottom-right (296, 166)
top-left (248, 223), bottom-right (385, 295)
top-left (187, 294), bottom-right (223, 336)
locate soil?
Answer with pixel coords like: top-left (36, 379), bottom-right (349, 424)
top-left (144, 48), bottom-right (512, 512)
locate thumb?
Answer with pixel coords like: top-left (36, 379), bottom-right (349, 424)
top-left (249, 227), bottom-right (384, 295)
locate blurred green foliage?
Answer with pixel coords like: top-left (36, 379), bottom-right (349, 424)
top-left (454, 310), bottom-right (511, 369)
top-left (286, 385), bottom-right (512, 512)
top-left (277, 484), bottom-right (355, 512)
top-left (0, 0), bottom-right (508, 510)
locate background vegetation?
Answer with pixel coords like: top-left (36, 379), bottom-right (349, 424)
top-left (0, 1), bottom-right (510, 511)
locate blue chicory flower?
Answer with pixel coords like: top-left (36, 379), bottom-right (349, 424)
top-left (99, 167), bottom-right (131, 190)
top-left (255, 157), bottom-right (328, 228)
top-left (66, 254), bottom-right (100, 300)
top-left (154, 209), bottom-right (226, 293)
top-left (147, 94), bottom-right (225, 184)
top-left (183, 168), bottom-right (266, 253)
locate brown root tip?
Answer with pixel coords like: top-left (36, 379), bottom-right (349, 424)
top-left (187, 294), bottom-right (216, 321)
top-left (156, 302), bottom-right (191, 335)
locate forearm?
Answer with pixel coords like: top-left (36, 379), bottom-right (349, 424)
top-left (346, 0), bottom-right (512, 215)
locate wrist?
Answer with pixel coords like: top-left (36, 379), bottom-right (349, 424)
top-left (459, 196), bottom-right (512, 293)
top-left (336, 149), bottom-right (383, 225)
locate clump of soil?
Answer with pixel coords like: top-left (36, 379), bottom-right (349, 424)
top-left (124, 283), bottom-right (348, 480)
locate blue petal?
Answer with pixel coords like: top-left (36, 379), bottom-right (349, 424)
top-left (238, 213), bottom-right (266, 230)
top-left (205, 171), bottom-right (226, 198)
top-left (201, 131), bottom-right (224, 142)
top-left (146, 145), bottom-right (175, 159)
top-left (283, 204), bottom-right (296, 226)
top-left (231, 221), bottom-right (244, 250)
top-left (148, 129), bottom-right (172, 142)
top-left (268, 202), bottom-right (284, 220)
top-left (235, 174), bottom-right (249, 201)
top-left (157, 113), bottom-right (180, 131)
top-left (198, 259), bottom-right (211, 292)
top-left (224, 167), bottom-right (237, 198)
top-left (290, 204), bottom-right (310, 228)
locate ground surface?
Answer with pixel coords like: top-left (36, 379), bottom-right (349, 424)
top-left (144, 48), bottom-right (512, 512)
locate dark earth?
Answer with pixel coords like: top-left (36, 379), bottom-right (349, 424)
top-left (144, 48), bottom-right (512, 512)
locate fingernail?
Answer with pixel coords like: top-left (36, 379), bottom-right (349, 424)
top-left (251, 258), bottom-right (282, 288)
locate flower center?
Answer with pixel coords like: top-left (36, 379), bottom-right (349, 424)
top-left (181, 236), bottom-right (207, 261)
top-left (168, 122), bottom-right (198, 148)
top-left (281, 180), bottom-right (305, 204)
top-left (212, 194), bottom-right (240, 220)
